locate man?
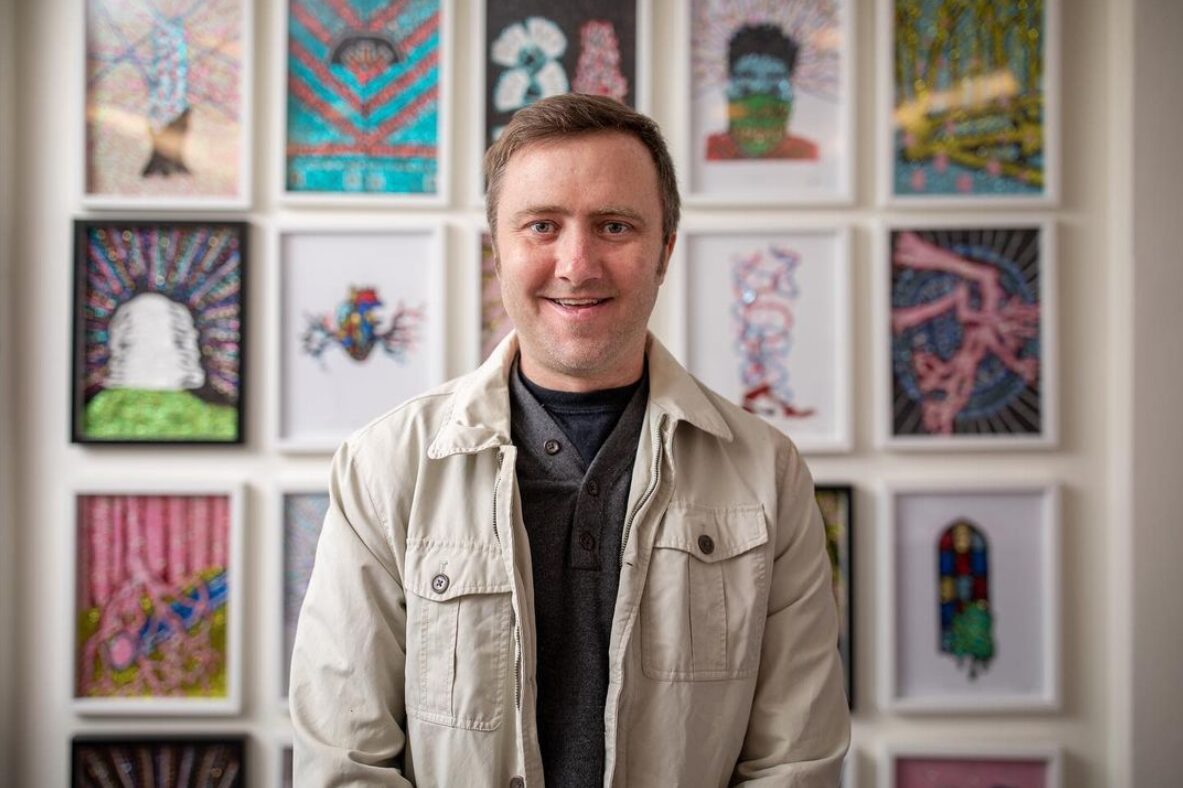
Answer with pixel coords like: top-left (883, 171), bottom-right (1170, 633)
top-left (290, 94), bottom-right (849, 787)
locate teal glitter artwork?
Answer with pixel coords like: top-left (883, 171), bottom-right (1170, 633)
top-left (286, 0), bottom-right (441, 195)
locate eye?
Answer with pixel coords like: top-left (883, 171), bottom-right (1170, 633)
top-left (602, 221), bottom-right (630, 235)
top-left (528, 220), bottom-right (556, 234)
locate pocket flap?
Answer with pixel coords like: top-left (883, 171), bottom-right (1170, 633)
top-left (405, 541), bottom-right (512, 601)
top-left (653, 502), bottom-right (768, 563)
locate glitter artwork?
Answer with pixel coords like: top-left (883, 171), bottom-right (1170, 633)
top-left (72, 221), bottom-right (245, 443)
top-left (74, 495), bottom-right (233, 702)
top-left (282, 492), bottom-right (329, 697)
top-left (937, 518), bottom-right (995, 679)
top-left (480, 232), bottom-right (513, 361)
top-left (286, 0), bottom-right (441, 194)
top-left (72, 736), bottom-right (246, 787)
top-left (890, 227), bottom-right (1042, 438)
top-left (85, 0), bottom-right (245, 200)
top-left (891, 0), bottom-right (1047, 197)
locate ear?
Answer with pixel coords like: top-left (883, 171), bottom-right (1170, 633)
top-left (656, 232), bottom-right (677, 284)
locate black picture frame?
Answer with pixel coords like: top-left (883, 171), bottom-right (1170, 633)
top-left (71, 219), bottom-right (248, 445)
top-left (816, 483), bottom-right (855, 710)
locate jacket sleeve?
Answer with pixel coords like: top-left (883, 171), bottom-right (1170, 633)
top-left (290, 440), bottom-right (414, 787)
top-left (731, 442), bottom-right (851, 786)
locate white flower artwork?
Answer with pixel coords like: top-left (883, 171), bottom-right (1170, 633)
top-left (490, 17), bottom-right (569, 134)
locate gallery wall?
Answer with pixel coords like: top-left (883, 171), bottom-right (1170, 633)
top-left (6, 0), bottom-right (1147, 786)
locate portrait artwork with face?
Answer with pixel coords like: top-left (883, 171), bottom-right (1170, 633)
top-left (71, 221), bottom-right (246, 444)
top-left (689, 0), bottom-right (852, 202)
top-left (483, 1), bottom-right (640, 149)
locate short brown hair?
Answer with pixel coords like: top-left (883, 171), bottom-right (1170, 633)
top-left (483, 94), bottom-right (681, 244)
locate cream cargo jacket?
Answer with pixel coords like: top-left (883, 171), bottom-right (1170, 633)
top-left (290, 334), bottom-right (850, 787)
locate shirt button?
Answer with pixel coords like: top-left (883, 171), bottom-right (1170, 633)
top-left (543, 439), bottom-right (561, 455)
top-left (585, 479), bottom-right (600, 496)
top-left (579, 531), bottom-right (597, 551)
top-left (509, 778), bottom-right (525, 788)
top-left (431, 573), bottom-right (450, 593)
top-left (697, 535), bottom-right (715, 555)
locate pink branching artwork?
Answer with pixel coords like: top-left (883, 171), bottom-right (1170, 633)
top-left (75, 494), bottom-right (231, 700)
top-left (732, 244), bottom-right (815, 419)
top-left (890, 228), bottom-right (1043, 437)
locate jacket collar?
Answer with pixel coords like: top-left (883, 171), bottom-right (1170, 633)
top-left (427, 331), bottom-right (732, 459)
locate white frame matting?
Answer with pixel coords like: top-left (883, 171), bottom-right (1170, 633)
top-left (275, 0), bottom-right (453, 207)
top-left (70, 481), bottom-right (245, 716)
top-left (681, 0), bottom-right (856, 206)
top-left (878, 480), bottom-right (1061, 713)
top-left (79, 0), bottom-right (254, 211)
top-left (874, 217), bottom-right (1058, 451)
top-left (270, 221), bottom-right (447, 453)
top-left (670, 224), bottom-right (853, 453)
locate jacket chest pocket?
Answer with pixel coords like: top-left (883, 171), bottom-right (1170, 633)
top-left (404, 542), bottom-right (512, 730)
top-left (640, 502), bottom-right (770, 681)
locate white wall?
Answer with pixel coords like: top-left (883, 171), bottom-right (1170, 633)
top-left (1130, 0), bottom-right (1183, 784)
top-left (8, 0), bottom-right (1144, 786)
top-left (0, 0), bottom-right (16, 775)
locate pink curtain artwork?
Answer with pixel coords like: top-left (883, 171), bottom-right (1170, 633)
top-left (75, 494), bottom-right (232, 701)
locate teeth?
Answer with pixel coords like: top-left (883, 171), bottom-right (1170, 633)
top-left (554, 298), bottom-right (603, 306)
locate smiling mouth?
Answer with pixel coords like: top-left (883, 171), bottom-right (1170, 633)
top-left (546, 297), bottom-right (610, 307)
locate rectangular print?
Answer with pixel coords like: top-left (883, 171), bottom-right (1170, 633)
top-left (73, 735), bottom-right (246, 787)
top-left (886, 484), bottom-right (1059, 711)
top-left (890, 748), bottom-right (1060, 788)
top-left (72, 221), bottom-right (246, 444)
top-left (277, 227), bottom-right (445, 451)
top-left (74, 491), bottom-right (242, 714)
top-left (483, 0), bottom-right (641, 149)
top-left (688, 0), bottom-right (853, 203)
top-left (886, 0), bottom-right (1055, 204)
top-left (682, 229), bottom-right (851, 453)
top-left (85, 0), bottom-right (251, 207)
top-left (884, 222), bottom-right (1055, 449)
top-left (282, 490), bottom-right (329, 699)
top-left (285, 0), bottom-right (443, 197)
top-left (816, 484), bottom-right (854, 708)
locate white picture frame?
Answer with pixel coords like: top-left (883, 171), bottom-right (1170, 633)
top-left (80, 0), bottom-right (254, 211)
top-left (681, 0), bottom-right (856, 206)
top-left (874, 218), bottom-right (1058, 451)
top-left (876, 0), bottom-right (1061, 208)
top-left (275, 0), bottom-right (452, 208)
top-left (670, 224), bottom-right (853, 454)
top-left (271, 221), bottom-right (447, 453)
top-left (471, 0), bottom-right (652, 206)
top-left (70, 482), bottom-right (245, 716)
top-left (272, 481), bottom-right (330, 709)
top-left (878, 481), bottom-right (1061, 713)
top-left (881, 742), bottom-right (1063, 788)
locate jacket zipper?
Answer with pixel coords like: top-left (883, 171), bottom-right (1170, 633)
top-left (493, 450), bottom-right (523, 710)
top-left (619, 414), bottom-right (667, 568)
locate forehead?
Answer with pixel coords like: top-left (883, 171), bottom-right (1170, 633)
top-left (498, 131), bottom-right (662, 214)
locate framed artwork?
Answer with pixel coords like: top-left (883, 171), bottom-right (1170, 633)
top-left (476, 0), bottom-right (650, 201)
top-left (72, 735), bottom-right (247, 787)
top-left (473, 227), bottom-right (513, 366)
top-left (274, 224), bottom-right (446, 452)
top-left (83, 0), bottom-right (253, 209)
top-left (71, 485), bottom-right (245, 715)
top-left (672, 226), bottom-right (852, 453)
top-left (879, 482), bottom-right (1060, 712)
top-left (816, 484), bottom-right (854, 708)
top-left (876, 219), bottom-right (1057, 450)
top-left (276, 485), bottom-right (329, 703)
top-left (878, 0), bottom-right (1060, 207)
top-left (277, 739), bottom-right (294, 788)
top-left (280, 0), bottom-right (451, 205)
top-left (685, 0), bottom-right (855, 205)
top-left (883, 743), bottom-right (1063, 788)
top-left (71, 220), bottom-right (247, 445)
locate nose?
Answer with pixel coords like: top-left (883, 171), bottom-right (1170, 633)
top-left (554, 225), bottom-right (602, 287)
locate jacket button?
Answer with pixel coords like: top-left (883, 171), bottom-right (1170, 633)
top-left (431, 573), bottom-right (450, 593)
top-left (585, 479), bottom-right (600, 496)
top-left (579, 531), bottom-right (596, 551)
top-left (543, 439), bottom-right (561, 455)
top-left (697, 534), bottom-right (715, 555)
top-left (509, 778), bottom-right (525, 788)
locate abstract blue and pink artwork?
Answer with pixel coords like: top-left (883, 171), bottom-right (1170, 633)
top-left (286, 0), bottom-right (441, 195)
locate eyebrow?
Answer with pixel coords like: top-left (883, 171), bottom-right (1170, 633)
top-left (509, 205), bottom-right (648, 225)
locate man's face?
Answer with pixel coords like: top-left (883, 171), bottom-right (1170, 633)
top-left (493, 131), bottom-right (675, 392)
